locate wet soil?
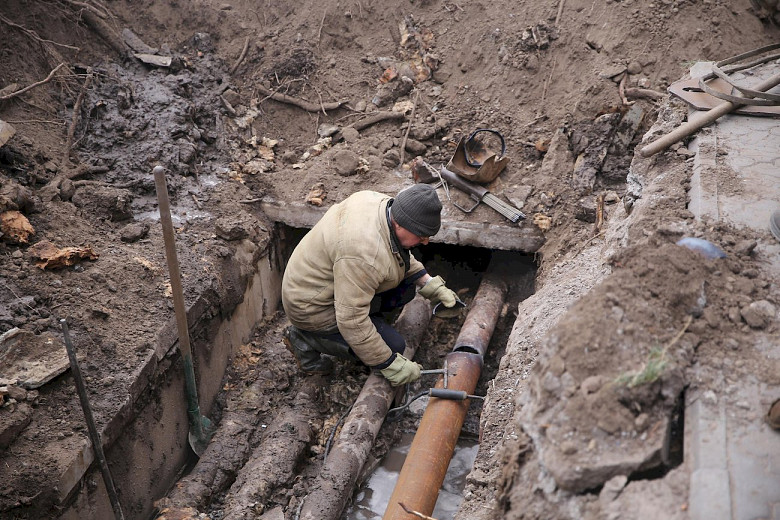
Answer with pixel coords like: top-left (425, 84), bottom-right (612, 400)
top-left (1, 0), bottom-right (779, 518)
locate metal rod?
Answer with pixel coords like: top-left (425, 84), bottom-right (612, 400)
top-left (153, 165), bottom-right (211, 455)
top-left (61, 319), bottom-right (125, 520)
top-left (383, 273), bottom-right (508, 519)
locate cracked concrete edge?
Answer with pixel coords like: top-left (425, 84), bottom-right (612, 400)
top-left (456, 99), bottom-right (697, 519)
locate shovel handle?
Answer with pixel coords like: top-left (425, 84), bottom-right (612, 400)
top-left (640, 72), bottom-right (780, 157)
top-left (153, 166), bottom-right (206, 443)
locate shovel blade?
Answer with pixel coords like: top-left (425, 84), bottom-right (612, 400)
top-left (188, 415), bottom-right (214, 457)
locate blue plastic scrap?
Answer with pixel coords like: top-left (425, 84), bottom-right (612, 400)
top-left (676, 237), bottom-right (727, 259)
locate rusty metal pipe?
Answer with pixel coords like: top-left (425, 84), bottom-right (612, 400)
top-left (383, 274), bottom-right (508, 520)
top-left (453, 275), bottom-right (508, 356)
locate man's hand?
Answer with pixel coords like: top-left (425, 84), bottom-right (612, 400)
top-left (419, 275), bottom-right (457, 308)
top-left (380, 354), bottom-right (422, 386)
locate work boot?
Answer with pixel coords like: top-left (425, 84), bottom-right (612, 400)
top-left (283, 325), bottom-right (333, 375)
top-left (308, 334), bottom-right (354, 362)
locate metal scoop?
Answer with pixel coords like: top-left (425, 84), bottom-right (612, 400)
top-left (432, 297), bottom-right (467, 318)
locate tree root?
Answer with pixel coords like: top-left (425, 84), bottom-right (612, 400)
top-left (0, 63), bottom-right (68, 102)
top-left (256, 84), bottom-right (345, 113)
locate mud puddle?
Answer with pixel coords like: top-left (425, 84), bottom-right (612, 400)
top-left (345, 432), bottom-right (478, 520)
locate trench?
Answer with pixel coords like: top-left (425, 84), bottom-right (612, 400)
top-left (59, 222), bottom-right (536, 520)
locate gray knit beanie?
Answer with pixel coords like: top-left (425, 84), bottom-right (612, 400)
top-left (391, 184), bottom-right (442, 237)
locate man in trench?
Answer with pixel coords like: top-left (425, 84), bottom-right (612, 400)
top-left (281, 184), bottom-right (458, 386)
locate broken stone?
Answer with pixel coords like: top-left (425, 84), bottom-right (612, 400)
top-left (741, 300), bottom-right (775, 329)
top-left (575, 195), bottom-right (597, 223)
top-left (371, 76), bottom-right (413, 107)
top-left (626, 61), bottom-right (642, 75)
top-left (332, 149), bottom-right (361, 176)
top-left (0, 328), bottom-right (70, 389)
top-left (215, 215), bottom-right (251, 241)
top-left (60, 179), bottom-right (76, 201)
top-left (354, 100), bottom-right (367, 112)
top-left (634, 412), bottom-right (650, 431)
top-left (306, 183), bottom-right (327, 206)
top-left (259, 506), bottom-right (285, 520)
top-left (541, 371), bottom-right (561, 395)
top-left (317, 123), bottom-right (340, 138)
top-left (581, 375), bottom-right (605, 395)
top-left (341, 127), bottom-right (360, 143)
top-left (505, 185), bottom-right (533, 210)
top-left (6, 385), bottom-right (27, 401)
top-left (410, 124), bottom-right (437, 141)
top-left (0, 180), bottom-right (36, 213)
top-left (0, 120), bottom-right (16, 148)
top-left (0, 84), bottom-right (18, 98)
top-left (404, 138), bottom-right (427, 155)
top-left (393, 100), bottom-right (415, 114)
top-left (178, 139), bottom-right (198, 164)
top-left (676, 146), bottom-right (695, 158)
top-left (120, 222), bottom-right (150, 243)
top-left (734, 239), bottom-right (757, 257)
top-left (72, 186), bottom-right (134, 221)
top-left (585, 37), bottom-right (608, 52)
top-left (383, 149), bottom-right (400, 168)
top-left (571, 112), bottom-right (621, 193)
top-left (561, 372), bottom-right (577, 397)
top-left (599, 474), bottom-right (628, 503)
top-left (243, 158), bottom-right (273, 175)
top-left (561, 441), bottom-right (578, 455)
top-left (604, 191), bottom-right (620, 204)
top-left (533, 213), bottom-right (552, 232)
top-left (222, 88), bottom-right (241, 107)
top-left (134, 53), bottom-right (173, 68)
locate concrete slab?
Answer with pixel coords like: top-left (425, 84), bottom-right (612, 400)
top-left (684, 60), bottom-right (780, 520)
top-left (688, 61), bottom-right (780, 234)
top-left (260, 197), bottom-right (546, 252)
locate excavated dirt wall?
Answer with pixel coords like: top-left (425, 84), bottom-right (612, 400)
top-left (58, 240), bottom-right (282, 520)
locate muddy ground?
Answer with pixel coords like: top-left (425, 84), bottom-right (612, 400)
top-left (1, 0), bottom-right (779, 519)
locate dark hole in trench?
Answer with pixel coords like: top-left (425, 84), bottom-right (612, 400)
top-left (629, 389), bottom-right (685, 481)
top-left (280, 223), bottom-right (536, 429)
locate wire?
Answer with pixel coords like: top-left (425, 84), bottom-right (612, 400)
top-left (324, 403), bottom-right (353, 458)
top-left (387, 390), bottom-right (429, 421)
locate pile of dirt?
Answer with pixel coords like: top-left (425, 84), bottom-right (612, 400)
top-left (1, 0), bottom-right (779, 518)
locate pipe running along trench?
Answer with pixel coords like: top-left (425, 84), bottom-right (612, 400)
top-left (383, 272), bottom-right (508, 520)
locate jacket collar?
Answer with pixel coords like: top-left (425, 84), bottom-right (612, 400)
top-left (386, 199), bottom-right (410, 273)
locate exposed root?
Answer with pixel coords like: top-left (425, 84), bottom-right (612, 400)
top-left (0, 63), bottom-right (68, 102)
top-left (229, 37), bottom-right (250, 75)
top-left (256, 83), bottom-right (345, 113)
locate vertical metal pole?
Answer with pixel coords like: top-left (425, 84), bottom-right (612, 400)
top-left (61, 319), bottom-right (125, 520)
top-left (153, 165), bottom-right (212, 455)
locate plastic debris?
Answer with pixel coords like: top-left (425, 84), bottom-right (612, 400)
top-left (676, 237), bottom-right (726, 259)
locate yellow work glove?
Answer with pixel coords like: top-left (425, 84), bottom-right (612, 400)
top-left (380, 354), bottom-right (422, 387)
top-left (419, 275), bottom-right (457, 308)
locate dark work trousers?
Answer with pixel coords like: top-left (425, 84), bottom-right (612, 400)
top-left (319, 277), bottom-right (419, 369)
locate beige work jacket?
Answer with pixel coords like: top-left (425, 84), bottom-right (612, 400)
top-left (281, 190), bottom-right (425, 366)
